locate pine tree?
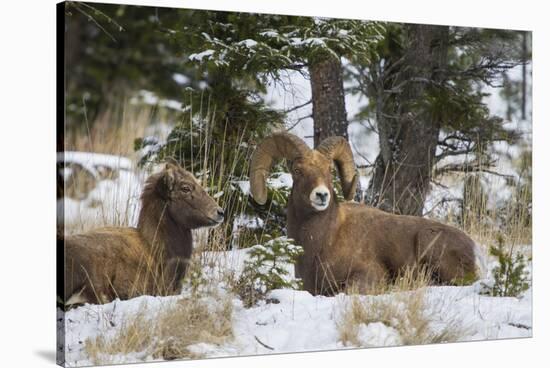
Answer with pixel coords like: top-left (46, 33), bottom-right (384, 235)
top-left (236, 236), bottom-right (303, 307)
top-left (350, 25), bottom-right (528, 215)
top-left (173, 12), bottom-right (383, 146)
top-left (488, 235), bottom-right (530, 297)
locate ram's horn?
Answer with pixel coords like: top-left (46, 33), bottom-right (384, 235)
top-left (250, 132), bottom-right (310, 205)
top-left (316, 136), bottom-right (358, 200)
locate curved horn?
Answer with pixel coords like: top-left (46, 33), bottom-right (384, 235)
top-left (250, 132), bottom-right (310, 205)
top-left (316, 136), bottom-right (358, 201)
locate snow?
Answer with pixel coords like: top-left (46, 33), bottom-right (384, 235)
top-left (130, 90), bottom-right (188, 112)
top-left (357, 322), bottom-right (402, 347)
top-left (233, 214), bottom-right (264, 230)
top-left (61, 247), bottom-right (532, 366)
top-left (259, 30), bottom-right (279, 38)
top-left (172, 73), bottom-right (190, 85)
top-left (59, 151), bottom-right (133, 174)
top-left (290, 37), bottom-right (326, 47)
top-left (189, 49), bottom-right (215, 62)
top-left (234, 180), bottom-right (250, 195)
top-left (268, 172), bottom-right (293, 189)
top-left (237, 39), bottom-right (258, 48)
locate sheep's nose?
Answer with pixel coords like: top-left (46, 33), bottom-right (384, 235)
top-left (217, 208), bottom-right (225, 218)
top-left (309, 185), bottom-right (330, 211)
top-left (316, 192), bottom-right (328, 202)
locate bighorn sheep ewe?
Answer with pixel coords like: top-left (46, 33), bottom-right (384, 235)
top-left (250, 132), bottom-right (477, 295)
top-left (63, 161), bottom-right (224, 305)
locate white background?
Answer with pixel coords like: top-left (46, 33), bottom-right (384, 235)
top-left (0, 0), bottom-right (548, 367)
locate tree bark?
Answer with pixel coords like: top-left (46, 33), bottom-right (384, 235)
top-left (521, 32), bottom-right (528, 120)
top-left (367, 25), bottom-right (450, 216)
top-left (309, 58), bottom-right (348, 147)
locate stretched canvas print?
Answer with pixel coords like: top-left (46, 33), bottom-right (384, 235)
top-left (57, 1), bottom-right (533, 366)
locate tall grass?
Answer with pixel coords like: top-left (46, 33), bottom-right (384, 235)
top-left (428, 141), bottom-right (532, 262)
top-left (460, 173), bottom-right (531, 250)
top-left (65, 104), bottom-right (165, 158)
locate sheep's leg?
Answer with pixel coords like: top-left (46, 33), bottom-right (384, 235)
top-left (65, 261), bottom-right (104, 305)
top-left (65, 286), bottom-right (89, 306)
top-left (164, 256), bottom-right (190, 294)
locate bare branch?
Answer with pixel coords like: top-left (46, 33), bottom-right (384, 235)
top-left (254, 336), bottom-right (274, 350)
top-left (283, 99), bottom-right (312, 114)
top-left (350, 140), bottom-right (374, 167)
top-left (436, 149), bottom-right (474, 162)
top-left (422, 197), bottom-right (462, 217)
top-left (285, 114), bottom-right (312, 131)
top-left (434, 160), bottom-right (515, 180)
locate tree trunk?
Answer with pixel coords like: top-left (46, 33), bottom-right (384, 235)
top-left (309, 58), bottom-right (348, 147)
top-left (367, 25), bottom-right (449, 216)
top-left (521, 32), bottom-right (528, 120)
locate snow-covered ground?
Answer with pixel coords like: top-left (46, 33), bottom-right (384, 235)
top-left (61, 247), bottom-right (532, 367)
top-left (59, 147), bottom-right (531, 366)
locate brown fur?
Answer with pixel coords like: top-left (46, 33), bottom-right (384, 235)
top-left (63, 162), bottom-right (224, 305)
top-left (251, 135), bottom-right (477, 295)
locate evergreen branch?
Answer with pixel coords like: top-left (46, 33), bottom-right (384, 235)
top-left (68, 2), bottom-right (120, 43)
top-left (78, 2), bottom-right (125, 32)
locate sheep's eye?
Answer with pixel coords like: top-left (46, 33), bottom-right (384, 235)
top-left (182, 186), bottom-right (191, 193)
top-left (293, 168), bottom-right (301, 175)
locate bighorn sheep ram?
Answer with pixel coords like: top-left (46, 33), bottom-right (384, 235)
top-left (63, 161), bottom-right (224, 305)
top-left (250, 132), bottom-right (477, 295)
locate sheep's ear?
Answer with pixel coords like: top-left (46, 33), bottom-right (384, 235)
top-left (165, 157), bottom-right (181, 168)
top-left (159, 166), bottom-right (176, 198)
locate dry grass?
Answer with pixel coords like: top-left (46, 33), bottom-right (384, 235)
top-left (460, 173), bottom-right (531, 250)
top-left (337, 292), bottom-right (462, 347)
top-left (337, 265), bottom-right (464, 347)
top-left (85, 292), bottom-right (234, 364)
top-left (65, 104), bottom-right (169, 157)
top-left (346, 264), bottom-right (433, 296)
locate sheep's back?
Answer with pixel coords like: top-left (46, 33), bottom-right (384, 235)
top-left (337, 203), bottom-right (476, 277)
top-left (64, 227), bottom-right (153, 302)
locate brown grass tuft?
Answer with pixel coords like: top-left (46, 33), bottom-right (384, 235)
top-left (338, 267), bottom-right (464, 347)
top-left (85, 292), bottom-right (234, 364)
